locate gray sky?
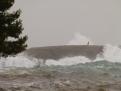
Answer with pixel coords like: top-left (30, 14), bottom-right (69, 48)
top-left (12, 0), bottom-right (121, 47)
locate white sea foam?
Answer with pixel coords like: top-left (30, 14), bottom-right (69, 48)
top-left (0, 56), bottom-right (38, 69)
top-left (0, 44), bottom-right (121, 68)
top-left (46, 56), bottom-right (91, 66)
top-left (0, 32), bottom-right (121, 68)
top-left (0, 56), bottom-right (92, 68)
top-left (102, 44), bottom-right (121, 62)
top-left (0, 33), bottom-right (94, 68)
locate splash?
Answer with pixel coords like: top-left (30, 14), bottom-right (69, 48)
top-left (0, 55), bottom-right (92, 68)
top-left (102, 44), bottom-right (121, 62)
top-left (46, 56), bottom-right (91, 66)
top-left (67, 33), bottom-right (94, 45)
top-left (1, 31), bottom-right (121, 68)
top-left (0, 44), bottom-right (121, 68)
top-left (0, 56), bottom-right (38, 69)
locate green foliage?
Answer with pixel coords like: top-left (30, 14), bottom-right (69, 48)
top-left (0, 0), bottom-right (14, 11)
top-left (0, 0), bottom-right (27, 57)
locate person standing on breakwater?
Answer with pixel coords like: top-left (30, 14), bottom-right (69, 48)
top-left (87, 42), bottom-right (89, 45)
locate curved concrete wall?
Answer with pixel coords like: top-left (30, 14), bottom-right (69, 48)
top-left (24, 45), bottom-right (104, 60)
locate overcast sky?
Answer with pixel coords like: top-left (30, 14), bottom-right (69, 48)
top-left (12, 0), bottom-right (121, 47)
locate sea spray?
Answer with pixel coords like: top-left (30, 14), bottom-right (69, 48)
top-left (0, 55), bottom-right (92, 68)
top-left (0, 56), bottom-right (38, 68)
top-left (46, 56), bottom-right (91, 66)
top-left (67, 33), bottom-right (94, 45)
top-left (102, 44), bottom-right (121, 62)
top-left (0, 44), bottom-right (121, 68)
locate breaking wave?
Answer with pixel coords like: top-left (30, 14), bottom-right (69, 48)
top-left (0, 44), bottom-right (121, 69)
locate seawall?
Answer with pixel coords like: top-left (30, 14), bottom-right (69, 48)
top-left (23, 45), bottom-right (104, 60)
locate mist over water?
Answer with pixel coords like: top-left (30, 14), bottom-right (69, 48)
top-left (103, 44), bottom-right (121, 62)
top-left (67, 33), bottom-right (94, 45)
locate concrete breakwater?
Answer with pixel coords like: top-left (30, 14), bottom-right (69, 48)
top-left (24, 45), bottom-right (103, 60)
